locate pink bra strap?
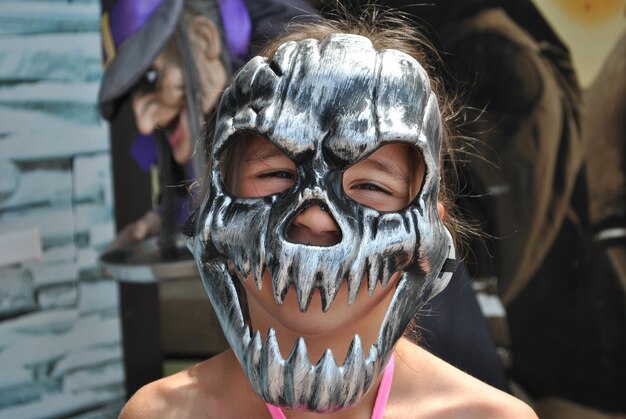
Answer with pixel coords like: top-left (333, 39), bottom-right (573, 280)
top-left (265, 353), bottom-right (395, 419)
top-left (266, 402), bottom-right (287, 419)
top-left (371, 352), bottom-right (395, 419)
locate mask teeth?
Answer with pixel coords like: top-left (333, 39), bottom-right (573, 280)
top-left (260, 328), bottom-right (285, 403)
top-left (320, 282), bottom-right (340, 313)
top-left (296, 277), bottom-right (315, 312)
top-left (243, 328), bottom-right (384, 411)
top-left (312, 349), bottom-right (342, 410)
top-left (347, 267), bottom-right (364, 304)
top-left (364, 344), bottom-right (379, 391)
top-left (251, 259), bottom-right (265, 291)
top-left (241, 324), bottom-right (252, 348)
top-left (380, 259), bottom-right (393, 288)
top-left (340, 335), bottom-right (365, 405)
top-left (284, 337), bottom-right (314, 407)
top-left (367, 257), bottom-right (381, 296)
top-left (272, 267), bottom-right (292, 306)
top-left (244, 330), bottom-right (263, 392)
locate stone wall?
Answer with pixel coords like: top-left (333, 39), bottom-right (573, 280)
top-left (0, 1), bottom-right (125, 417)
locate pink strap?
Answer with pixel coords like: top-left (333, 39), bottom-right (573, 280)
top-left (266, 402), bottom-right (287, 419)
top-left (265, 353), bottom-right (395, 419)
top-left (371, 352), bottom-right (395, 419)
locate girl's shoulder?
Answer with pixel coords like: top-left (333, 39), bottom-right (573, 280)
top-left (389, 339), bottom-right (537, 419)
top-left (119, 350), bottom-right (266, 419)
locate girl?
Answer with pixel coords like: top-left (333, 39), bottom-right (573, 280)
top-left (120, 15), bottom-right (536, 419)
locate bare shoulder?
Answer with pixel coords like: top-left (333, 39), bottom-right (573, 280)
top-left (454, 385), bottom-right (537, 419)
top-left (389, 339), bottom-right (537, 418)
top-left (119, 350), bottom-right (260, 419)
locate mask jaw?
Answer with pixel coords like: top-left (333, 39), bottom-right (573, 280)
top-left (192, 256), bottom-right (380, 411)
top-left (191, 227), bottom-right (455, 412)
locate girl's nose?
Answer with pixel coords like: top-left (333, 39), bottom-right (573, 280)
top-left (286, 204), bottom-right (341, 246)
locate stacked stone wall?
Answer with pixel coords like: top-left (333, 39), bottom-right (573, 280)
top-left (0, 1), bottom-right (124, 417)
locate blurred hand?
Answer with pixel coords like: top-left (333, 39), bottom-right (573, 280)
top-left (110, 210), bottom-right (161, 250)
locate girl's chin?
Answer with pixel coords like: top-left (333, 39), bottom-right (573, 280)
top-left (249, 290), bottom-right (386, 343)
top-left (250, 296), bottom-right (343, 334)
top-left (272, 308), bottom-right (350, 337)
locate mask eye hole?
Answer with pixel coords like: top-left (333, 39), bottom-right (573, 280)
top-left (343, 144), bottom-right (425, 212)
top-left (220, 134), bottom-right (297, 198)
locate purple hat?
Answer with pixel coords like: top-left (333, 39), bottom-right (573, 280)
top-left (98, 0), bottom-right (184, 120)
top-left (97, 0), bottom-right (315, 121)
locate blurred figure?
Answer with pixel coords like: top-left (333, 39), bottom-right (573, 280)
top-left (585, 31), bottom-right (626, 292)
top-left (98, 0), bottom-right (317, 248)
top-left (564, 30), bottom-right (626, 417)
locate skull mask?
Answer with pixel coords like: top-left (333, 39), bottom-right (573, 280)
top-left (189, 34), bottom-right (456, 412)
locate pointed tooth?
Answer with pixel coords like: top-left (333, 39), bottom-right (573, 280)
top-left (380, 259), bottom-right (394, 288)
top-left (314, 272), bottom-right (333, 312)
top-left (272, 272), bottom-right (291, 306)
top-left (244, 331), bottom-right (263, 393)
top-left (312, 350), bottom-right (341, 411)
top-left (260, 329), bottom-right (285, 404)
top-left (341, 335), bottom-right (365, 405)
top-left (254, 273), bottom-right (263, 290)
top-left (284, 337), bottom-right (313, 407)
top-left (296, 278), bottom-right (315, 312)
top-left (347, 270), bottom-right (363, 304)
top-left (249, 330), bottom-right (263, 360)
top-left (365, 343), bottom-right (379, 365)
top-left (240, 324), bottom-right (252, 348)
top-left (367, 257), bottom-right (381, 295)
top-left (322, 272), bottom-right (345, 312)
top-left (286, 337), bottom-right (310, 365)
top-left (251, 259), bottom-right (265, 291)
top-left (271, 263), bottom-right (292, 305)
top-left (343, 335), bottom-right (364, 369)
top-left (320, 283), bottom-right (339, 312)
top-left (364, 344), bottom-right (379, 391)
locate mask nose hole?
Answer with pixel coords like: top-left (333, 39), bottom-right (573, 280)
top-left (286, 202), bottom-right (342, 247)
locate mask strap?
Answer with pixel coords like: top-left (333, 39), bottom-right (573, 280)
top-left (429, 226), bottom-right (457, 304)
top-left (437, 227), bottom-right (457, 279)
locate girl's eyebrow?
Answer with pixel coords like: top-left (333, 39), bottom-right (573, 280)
top-left (244, 143), bottom-right (288, 163)
top-left (357, 156), bottom-right (409, 182)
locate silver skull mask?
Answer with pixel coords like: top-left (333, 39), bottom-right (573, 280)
top-left (188, 34), bottom-right (456, 412)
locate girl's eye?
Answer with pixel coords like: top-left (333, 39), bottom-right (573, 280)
top-left (353, 182), bottom-right (391, 195)
top-left (259, 170), bottom-right (295, 180)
